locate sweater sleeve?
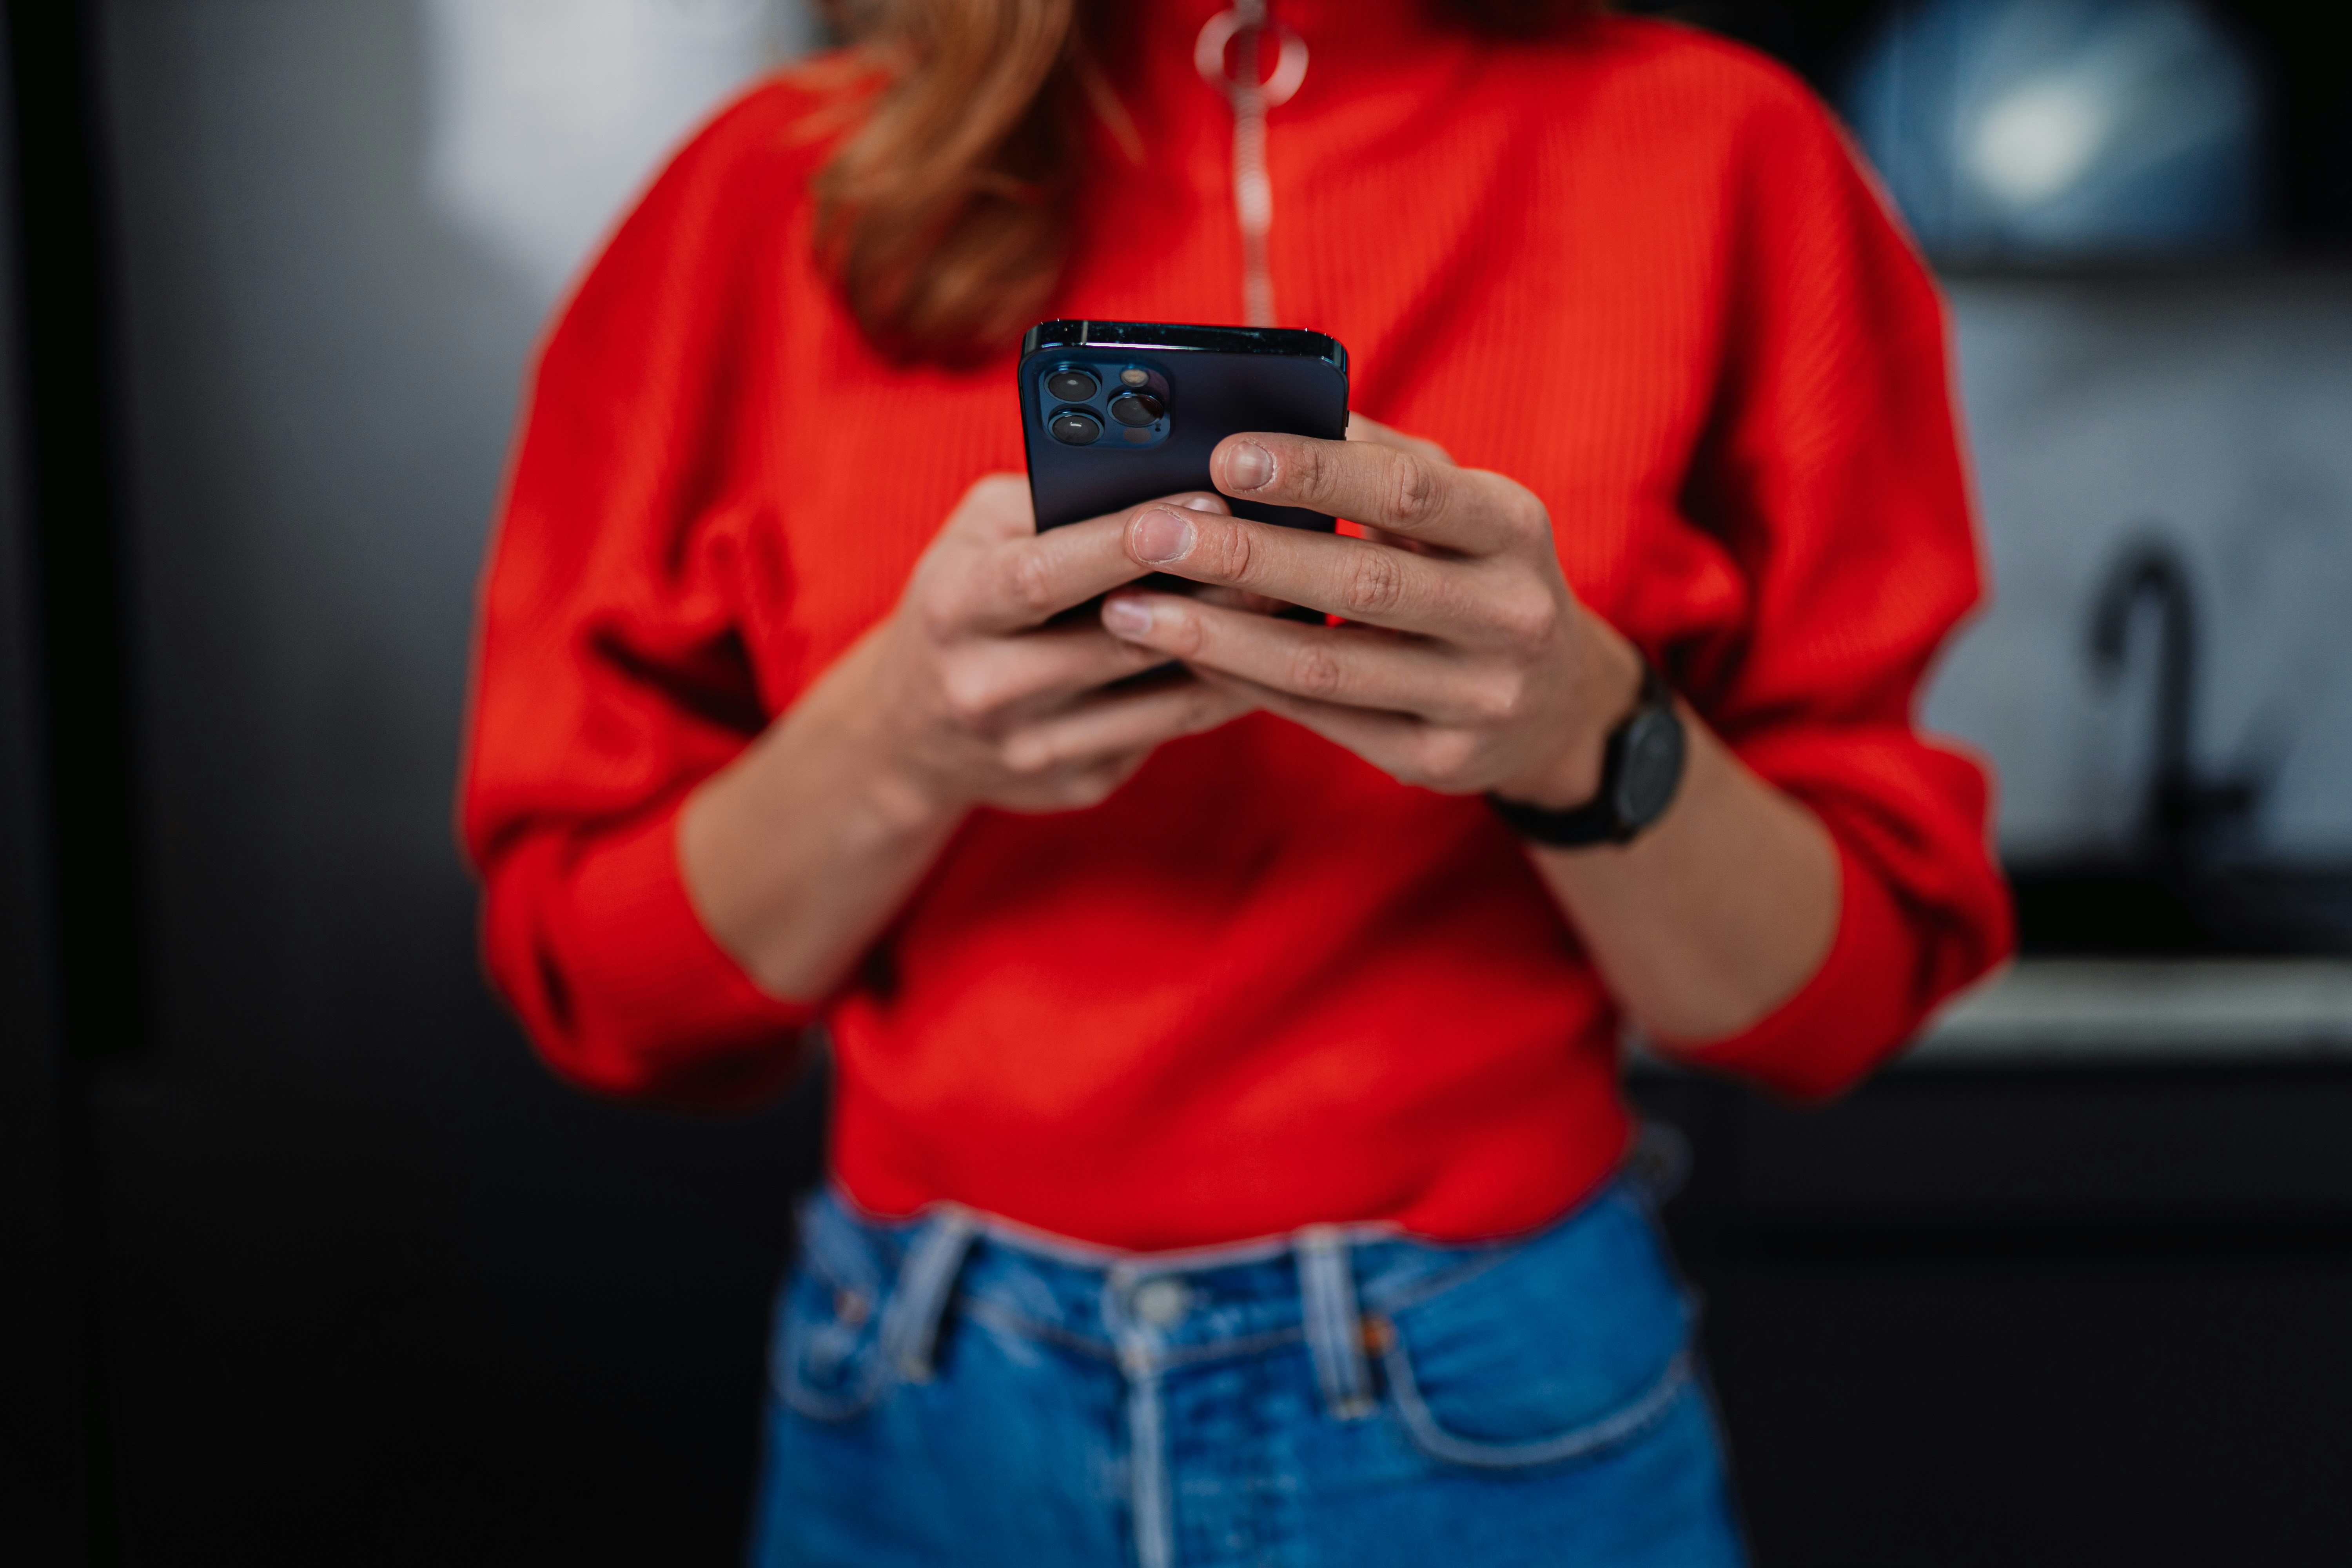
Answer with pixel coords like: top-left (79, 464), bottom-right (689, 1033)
top-left (1650, 69), bottom-right (2013, 1097)
top-left (457, 83), bottom-right (818, 1106)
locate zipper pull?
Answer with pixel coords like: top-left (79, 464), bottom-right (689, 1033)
top-left (1195, 2), bottom-right (1308, 327)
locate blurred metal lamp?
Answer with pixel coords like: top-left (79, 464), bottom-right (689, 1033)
top-left (1843, 0), bottom-right (2263, 262)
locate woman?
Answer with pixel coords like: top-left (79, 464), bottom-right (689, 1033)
top-left (460, 0), bottom-right (2010, 1561)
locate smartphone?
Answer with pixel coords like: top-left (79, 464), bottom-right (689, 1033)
top-left (1018, 319), bottom-right (1350, 535)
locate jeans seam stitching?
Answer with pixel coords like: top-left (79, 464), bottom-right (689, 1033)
top-left (1380, 1336), bottom-right (1695, 1470)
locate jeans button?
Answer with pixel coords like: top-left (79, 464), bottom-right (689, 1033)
top-left (1131, 1278), bottom-right (1191, 1328)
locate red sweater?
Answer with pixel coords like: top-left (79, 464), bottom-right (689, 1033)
top-left (460, 1), bottom-right (2010, 1249)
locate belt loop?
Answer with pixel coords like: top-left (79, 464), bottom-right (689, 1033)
top-left (875, 1205), bottom-right (977, 1385)
top-left (1296, 1225), bottom-right (1374, 1420)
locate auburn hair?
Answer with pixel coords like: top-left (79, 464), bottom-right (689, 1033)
top-left (808, 0), bottom-right (1593, 365)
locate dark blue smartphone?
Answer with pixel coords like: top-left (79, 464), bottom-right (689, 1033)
top-left (1018, 319), bottom-right (1350, 535)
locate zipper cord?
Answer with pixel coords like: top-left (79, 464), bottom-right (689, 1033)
top-left (1195, 2), bottom-right (1308, 327)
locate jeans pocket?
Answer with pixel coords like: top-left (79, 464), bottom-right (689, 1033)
top-left (1373, 1185), bottom-right (1697, 1471)
top-left (773, 1220), bottom-right (892, 1423)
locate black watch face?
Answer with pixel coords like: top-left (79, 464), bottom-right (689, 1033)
top-left (1612, 709), bottom-right (1687, 828)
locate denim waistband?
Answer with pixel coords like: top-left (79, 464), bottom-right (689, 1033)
top-left (798, 1171), bottom-right (1655, 1390)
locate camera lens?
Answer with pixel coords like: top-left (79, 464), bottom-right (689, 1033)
top-left (1049, 410), bottom-right (1103, 445)
top-left (1045, 368), bottom-right (1098, 402)
top-left (1107, 391), bottom-right (1165, 427)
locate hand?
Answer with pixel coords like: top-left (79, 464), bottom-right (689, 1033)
top-left (1097, 417), bottom-right (1643, 809)
top-left (852, 474), bottom-right (1254, 817)
top-left (678, 475), bottom-right (1257, 999)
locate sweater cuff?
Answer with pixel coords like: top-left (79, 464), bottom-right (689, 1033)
top-left (566, 802), bottom-right (817, 1051)
top-left (1652, 837), bottom-right (1920, 1100)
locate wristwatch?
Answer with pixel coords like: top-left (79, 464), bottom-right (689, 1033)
top-left (1486, 658), bottom-right (1686, 848)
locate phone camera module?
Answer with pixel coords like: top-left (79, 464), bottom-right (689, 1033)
top-left (1045, 368), bottom-right (1098, 402)
top-left (1049, 409), bottom-right (1103, 445)
top-left (1107, 391), bottom-right (1165, 427)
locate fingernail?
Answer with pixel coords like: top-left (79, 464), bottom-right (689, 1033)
top-left (1132, 506), bottom-right (1195, 563)
top-left (1225, 441), bottom-right (1274, 491)
top-left (1102, 595), bottom-right (1153, 637)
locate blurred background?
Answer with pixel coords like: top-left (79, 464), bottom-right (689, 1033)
top-left (2, 0), bottom-right (2346, 1562)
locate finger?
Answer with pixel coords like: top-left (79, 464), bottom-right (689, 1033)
top-left (1345, 414), bottom-right (1455, 466)
top-left (1193, 583), bottom-right (1294, 616)
top-left (1213, 432), bottom-right (1540, 555)
top-left (998, 674), bottom-right (1254, 774)
top-left (950, 492), bottom-right (1229, 635)
top-left (1121, 503), bottom-right (1493, 638)
top-left (984, 746), bottom-right (1139, 815)
top-left (941, 624), bottom-right (1174, 725)
top-left (1342, 419), bottom-right (1455, 559)
top-left (941, 473), bottom-right (1041, 544)
top-left (1058, 749), bottom-right (1155, 810)
top-left (992, 746), bottom-right (1156, 817)
top-left (1103, 592), bottom-right (1499, 722)
top-left (1189, 668), bottom-right (1434, 780)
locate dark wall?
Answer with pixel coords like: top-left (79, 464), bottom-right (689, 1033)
top-left (8, 3), bottom-right (826, 1561)
top-left (0, 46), bottom-right (82, 1568)
top-left (1635, 1065), bottom-right (2352, 1566)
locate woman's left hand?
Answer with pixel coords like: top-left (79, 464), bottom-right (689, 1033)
top-left (1099, 417), bottom-right (1644, 809)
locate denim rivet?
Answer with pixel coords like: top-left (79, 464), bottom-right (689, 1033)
top-left (1132, 1278), bottom-right (1191, 1328)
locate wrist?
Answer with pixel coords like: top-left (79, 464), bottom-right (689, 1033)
top-left (838, 654), bottom-right (973, 838)
top-left (781, 624), bottom-right (970, 840)
top-left (1494, 613), bottom-right (1646, 811)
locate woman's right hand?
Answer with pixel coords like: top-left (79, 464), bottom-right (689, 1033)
top-left (678, 476), bottom-right (1252, 1001)
top-left (862, 474), bottom-right (1253, 815)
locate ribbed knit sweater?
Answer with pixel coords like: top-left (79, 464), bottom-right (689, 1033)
top-left (460, 0), bottom-right (2011, 1248)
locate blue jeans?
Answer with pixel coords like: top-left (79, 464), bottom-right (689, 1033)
top-left (749, 1174), bottom-right (1748, 1567)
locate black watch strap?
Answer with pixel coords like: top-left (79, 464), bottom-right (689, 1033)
top-left (1486, 659), bottom-right (1686, 848)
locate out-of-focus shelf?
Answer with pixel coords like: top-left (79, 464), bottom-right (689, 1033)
top-left (1935, 257), bottom-right (2352, 286)
top-left (1904, 958), bottom-right (2352, 1067)
top-left (1627, 959), bottom-right (2352, 1077)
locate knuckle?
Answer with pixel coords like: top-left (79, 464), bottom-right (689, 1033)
top-left (1386, 453), bottom-right (1443, 526)
top-left (1154, 602), bottom-right (1207, 658)
top-left (955, 475), bottom-right (1006, 517)
top-left (1001, 546), bottom-right (1059, 619)
top-left (1283, 437), bottom-right (1327, 500)
top-left (1469, 671), bottom-right (1528, 726)
top-left (916, 590), bottom-right (963, 644)
top-left (1199, 518), bottom-right (1260, 585)
top-left (1338, 546), bottom-right (1407, 618)
top-left (997, 735), bottom-right (1053, 776)
top-left (1499, 487), bottom-right (1550, 540)
top-left (947, 474), bottom-right (1028, 538)
top-left (937, 663), bottom-right (999, 728)
top-left (1494, 585), bottom-right (1561, 653)
top-left (1416, 729), bottom-right (1480, 788)
top-left (1289, 641), bottom-right (1347, 699)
